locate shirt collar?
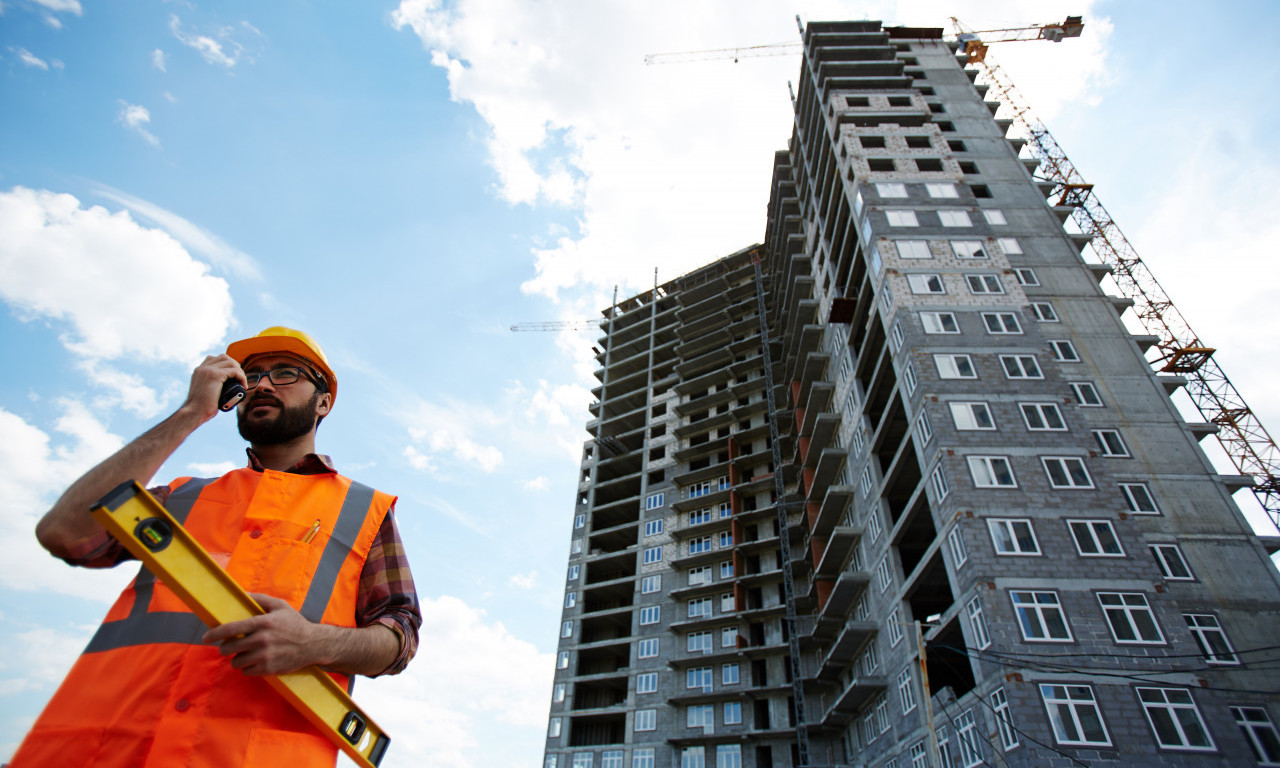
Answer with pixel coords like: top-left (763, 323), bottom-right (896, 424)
top-left (245, 448), bottom-right (336, 475)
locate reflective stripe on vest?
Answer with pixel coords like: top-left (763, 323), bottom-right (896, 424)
top-left (83, 476), bottom-right (375, 653)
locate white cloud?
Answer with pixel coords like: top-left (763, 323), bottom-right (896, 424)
top-left (12, 46), bottom-right (48, 69)
top-left (403, 400), bottom-right (504, 473)
top-left (168, 13), bottom-right (258, 69)
top-left (508, 570), bottom-right (537, 589)
top-left (402, 444), bottom-right (437, 473)
top-left (0, 186), bottom-right (235, 365)
top-left (0, 403), bottom-right (134, 602)
top-left (92, 184), bottom-right (261, 280)
top-left (0, 624), bottom-right (95, 696)
top-left (78, 360), bottom-right (164, 418)
top-left (30, 0), bottom-right (81, 14)
top-left (117, 101), bottom-right (160, 146)
top-left (359, 596), bottom-right (552, 768)
top-left (522, 476), bottom-right (549, 492)
top-left (152, 48), bottom-right (167, 72)
top-left (187, 460), bottom-right (239, 476)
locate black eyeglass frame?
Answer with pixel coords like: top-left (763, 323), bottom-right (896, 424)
top-left (244, 366), bottom-right (326, 391)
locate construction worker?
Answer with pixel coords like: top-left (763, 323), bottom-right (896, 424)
top-left (11, 327), bottom-right (420, 767)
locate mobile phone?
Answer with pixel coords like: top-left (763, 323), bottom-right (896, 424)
top-left (219, 380), bottom-right (246, 412)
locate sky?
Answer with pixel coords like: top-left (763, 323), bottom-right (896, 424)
top-left (2, 1), bottom-right (1278, 765)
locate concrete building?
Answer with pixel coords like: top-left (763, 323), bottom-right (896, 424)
top-left (543, 20), bottom-right (1280, 768)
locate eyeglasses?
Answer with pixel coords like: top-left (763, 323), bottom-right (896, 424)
top-left (244, 366), bottom-right (319, 389)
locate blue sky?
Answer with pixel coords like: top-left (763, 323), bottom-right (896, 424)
top-left (2, 1), bottom-right (1278, 765)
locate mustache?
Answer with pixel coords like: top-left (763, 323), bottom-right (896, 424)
top-left (247, 393), bottom-right (283, 408)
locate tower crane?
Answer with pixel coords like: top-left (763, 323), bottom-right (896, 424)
top-left (509, 320), bottom-right (599, 332)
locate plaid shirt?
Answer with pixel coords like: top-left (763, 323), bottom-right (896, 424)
top-left (62, 450), bottom-right (421, 676)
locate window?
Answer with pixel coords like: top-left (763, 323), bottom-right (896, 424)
top-left (1011, 590), bottom-right (1071, 641)
top-left (687, 704), bottom-right (714, 728)
top-left (688, 566), bottom-right (711, 586)
top-left (966, 596), bottom-right (990, 649)
top-left (950, 401), bottom-right (995, 430)
top-left (723, 701), bottom-right (743, 725)
top-left (1137, 687), bottom-right (1214, 750)
top-left (646, 493), bottom-right (665, 510)
top-left (644, 519), bottom-right (664, 536)
top-left (938, 209), bottom-right (972, 227)
top-left (635, 709), bottom-right (656, 731)
top-left (572, 539), bottom-right (582, 554)
top-left (876, 182), bottom-right (908, 198)
top-left (907, 273), bottom-right (945, 294)
top-left (689, 508), bottom-right (711, 525)
top-left (558, 651), bottom-right (570, 669)
top-left (641, 574), bottom-right (661, 593)
top-left (722, 627), bottom-right (737, 648)
top-left (722, 662), bottom-right (740, 684)
top-left (956, 710), bottom-right (983, 767)
top-left (575, 514), bottom-right (585, 529)
top-left (887, 209), bottom-right (919, 227)
top-left (1093, 429), bottom-right (1130, 457)
top-left (898, 668), bottom-right (916, 713)
top-left (927, 182), bottom-right (959, 198)
top-left (888, 608), bottom-right (904, 646)
top-left (1070, 381), bottom-right (1103, 406)
top-left (997, 237), bottom-right (1023, 255)
top-left (921, 310), bottom-right (959, 334)
top-left (572, 754), bottom-right (593, 768)
top-left (930, 464), bottom-right (950, 500)
top-left (636, 672), bottom-right (658, 693)
top-left (554, 683), bottom-right (566, 702)
top-left (637, 637), bottom-right (659, 658)
top-left (948, 525), bottom-right (968, 566)
top-left (686, 666), bottom-right (713, 691)
top-left (896, 239), bottom-right (931, 259)
top-left (1098, 592), bottom-right (1164, 644)
top-left (869, 158), bottom-right (896, 172)
top-left (680, 747), bottom-right (705, 768)
top-left (1001, 355), bottom-right (1042, 380)
top-left (951, 240), bottom-right (988, 259)
top-left (719, 560), bottom-right (734, 578)
top-left (546, 755), bottom-right (560, 768)
top-left (687, 631), bottom-right (713, 653)
top-left (915, 411), bottom-right (933, 445)
top-left (1020, 402), bottom-right (1066, 431)
top-left (876, 695), bottom-right (891, 733)
top-left (1069, 520), bottom-right (1123, 556)
top-left (937, 727), bottom-right (954, 768)
top-left (718, 531), bottom-right (732, 548)
top-left (1043, 457), bottom-right (1093, 488)
top-left (602, 751), bottom-right (624, 768)
top-left (643, 546), bottom-right (662, 564)
top-left (991, 687), bottom-right (1019, 750)
top-left (965, 274), bottom-right (1004, 294)
top-left (1232, 706), bottom-right (1280, 765)
top-left (568, 564), bottom-right (580, 581)
top-left (903, 361), bottom-right (918, 395)
top-left (1151, 544), bottom-right (1193, 580)
top-left (982, 209), bottom-right (1007, 225)
top-left (688, 597), bottom-right (712, 619)
top-left (1030, 302), bottom-right (1059, 322)
top-left (988, 518), bottom-right (1038, 554)
top-left (1049, 339), bottom-right (1080, 362)
top-left (561, 620), bottom-right (573, 638)
top-left (689, 537), bottom-right (711, 554)
top-left (866, 508), bottom-right (883, 541)
top-left (1013, 268), bottom-right (1038, 287)
top-left (1121, 482), bottom-right (1159, 513)
top-left (549, 717), bottom-right (563, 738)
top-left (565, 592), bottom-right (577, 608)
top-left (890, 322), bottom-right (905, 352)
top-left (970, 456), bottom-right (1017, 488)
top-left (1040, 684), bottom-right (1109, 745)
top-left (876, 556), bottom-right (893, 592)
top-left (982, 312), bottom-right (1021, 334)
top-left (859, 134), bottom-right (885, 147)
top-left (1184, 614), bottom-right (1238, 664)
top-left (935, 354), bottom-right (977, 379)
top-left (639, 606), bottom-right (660, 625)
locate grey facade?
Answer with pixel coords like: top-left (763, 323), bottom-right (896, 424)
top-left (543, 20), bottom-right (1280, 768)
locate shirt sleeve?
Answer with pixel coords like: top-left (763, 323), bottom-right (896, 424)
top-left (58, 484), bottom-right (173, 568)
top-left (355, 507), bottom-right (422, 676)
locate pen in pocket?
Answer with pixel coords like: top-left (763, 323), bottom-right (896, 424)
top-left (301, 519), bottom-right (321, 543)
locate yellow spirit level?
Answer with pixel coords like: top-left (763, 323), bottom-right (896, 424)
top-left (91, 481), bottom-right (391, 768)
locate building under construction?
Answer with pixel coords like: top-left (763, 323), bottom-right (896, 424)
top-left (542, 19), bottom-right (1280, 768)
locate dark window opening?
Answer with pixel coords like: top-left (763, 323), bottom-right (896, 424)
top-left (960, 161), bottom-right (979, 175)
top-left (969, 184), bottom-right (992, 199)
top-left (868, 158), bottom-right (895, 172)
top-left (915, 158), bottom-right (943, 172)
top-left (860, 136), bottom-right (887, 148)
top-left (906, 136), bottom-right (932, 149)
top-left (948, 140), bottom-right (967, 152)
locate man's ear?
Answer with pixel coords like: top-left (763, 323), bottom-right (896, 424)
top-left (316, 392), bottom-right (333, 418)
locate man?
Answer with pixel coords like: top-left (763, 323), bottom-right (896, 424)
top-left (11, 327), bottom-right (420, 767)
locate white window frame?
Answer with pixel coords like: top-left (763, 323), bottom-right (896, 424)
top-left (988, 518), bottom-right (1039, 554)
top-left (643, 546), bottom-right (662, 564)
top-left (1040, 684), bottom-right (1110, 746)
top-left (982, 312), bottom-right (1022, 334)
top-left (997, 237), bottom-right (1023, 255)
top-left (915, 410), bottom-right (933, 445)
top-left (876, 182), bottom-right (908, 198)
top-left (951, 240), bottom-right (987, 259)
top-left (688, 597), bottom-right (712, 619)
top-left (896, 239), bottom-right (932, 259)
top-left (550, 717), bottom-right (563, 738)
top-left (558, 651), bottom-right (570, 669)
top-left (723, 701), bottom-right (743, 725)
top-left (1042, 456), bottom-right (1093, 488)
top-left (689, 537), bottom-right (711, 555)
top-left (888, 607), bottom-right (904, 646)
top-left (1098, 592), bottom-right (1165, 644)
top-left (636, 672), bottom-right (658, 694)
top-left (927, 182), bottom-right (959, 198)
top-left (1049, 339), bottom-right (1080, 362)
top-left (1121, 482), bottom-right (1159, 513)
top-left (965, 273), bottom-right (1004, 294)
top-left (686, 703), bottom-right (714, 729)
top-left (639, 606), bottom-right (660, 625)
top-left (951, 401), bottom-right (995, 430)
top-left (930, 464), bottom-right (950, 501)
top-left (1151, 544), bottom-right (1194, 580)
top-left (719, 560), bottom-right (733, 579)
top-left (1014, 267), bottom-right (1038, 286)
top-left (1068, 519), bottom-right (1124, 556)
top-left (638, 638), bottom-right (659, 658)
top-left (1030, 302), bottom-right (1059, 322)
top-left (939, 209), bottom-right (972, 227)
top-left (722, 662), bottom-right (740, 683)
top-left (575, 514), bottom-right (585, 529)
top-left (1184, 613), bottom-right (1238, 664)
top-left (920, 310), bottom-right (959, 334)
top-left (1000, 354), bottom-right (1043, 380)
top-left (1093, 429), bottom-right (1130, 457)
top-left (886, 209), bottom-right (920, 227)
top-left (966, 595), bottom-right (990, 649)
top-left (1020, 402), bottom-right (1066, 431)
top-left (1011, 590), bottom-right (1072, 641)
top-left (890, 322), bottom-right (904, 352)
top-left (688, 565), bottom-right (711, 586)
top-left (644, 519), bottom-right (664, 536)
top-left (991, 687), bottom-right (1019, 750)
top-left (982, 209), bottom-right (1007, 225)
top-left (1069, 381), bottom-right (1103, 406)
top-left (935, 353), bottom-right (977, 379)
top-left (907, 273), bottom-right (946, 294)
top-left (903, 361), bottom-right (918, 395)
top-left (876, 556), bottom-right (893, 592)
top-left (641, 574), bottom-right (661, 593)
top-left (1232, 706), bottom-right (1280, 764)
top-left (898, 667), bottom-right (916, 714)
top-left (686, 666), bottom-right (713, 692)
top-left (947, 525), bottom-right (968, 567)
top-left (561, 620), bottom-right (573, 638)
top-left (969, 456), bottom-right (1017, 488)
top-left (565, 592), bottom-right (577, 608)
top-left (1136, 687), bottom-right (1215, 751)
top-left (646, 492), bottom-right (665, 510)
top-left (956, 709), bottom-right (983, 767)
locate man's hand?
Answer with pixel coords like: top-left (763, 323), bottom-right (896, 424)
top-left (203, 593), bottom-right (322, 676)
top-left (181, 354), bottom-right (247, 424)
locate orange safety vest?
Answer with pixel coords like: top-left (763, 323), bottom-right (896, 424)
top-left (10, 467), bottom-right (395, 768)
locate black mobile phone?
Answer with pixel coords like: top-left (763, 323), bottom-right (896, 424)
top-left (219, 380), bottom-right (246, 412)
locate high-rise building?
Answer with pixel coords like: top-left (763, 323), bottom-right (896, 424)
top-left (543, 20), bottom-right (1280, 768)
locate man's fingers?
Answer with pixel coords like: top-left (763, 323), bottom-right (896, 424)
top-left (203, 616), bottom-right (256, 644)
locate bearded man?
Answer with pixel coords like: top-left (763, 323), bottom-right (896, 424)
top-left (12, 327), bottom-right (420, 768)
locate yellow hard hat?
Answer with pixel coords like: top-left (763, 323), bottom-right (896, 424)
top-left (226, 326), bottom-right (338, 406)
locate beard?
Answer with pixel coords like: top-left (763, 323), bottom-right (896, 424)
top-left (237, 391), bottom-right (320, 445)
